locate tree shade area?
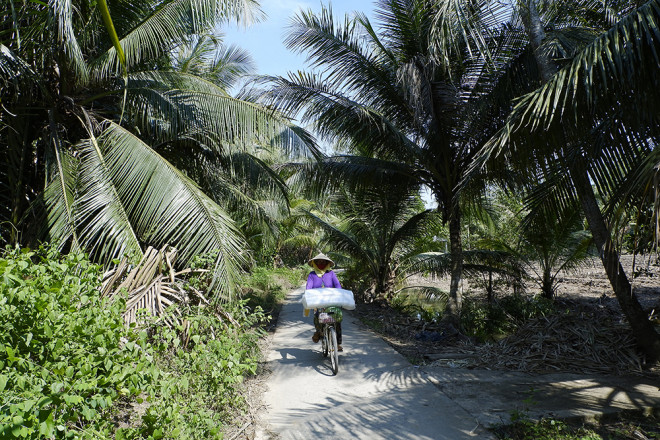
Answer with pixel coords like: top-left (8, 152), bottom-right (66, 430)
top-left (1, 0), bottom-right (660, 436)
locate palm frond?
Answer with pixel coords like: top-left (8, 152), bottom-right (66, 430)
top-left (390, 209), bottom-right (440, 255)
top-left (0, 44), bottom-right (42, 102)
top-left (125, 72), bottom-right (319, 158)
top-left (427, 0), bottom-right (512, 76)
top-left (98, 122), bottom-right (247, 298)
top-left (91, 0), bottom-right (263, 79)
top-left (73, 132), bottom-right (144, 264)
top-left (479, 0), bottom-right (660, 165)
top-left (406, 248), bottom-right (522, 280)
top-left (44, 147), bottom-right (78, 249)
top-left (306, 210), bottom-right (378, 274)
top-left (51, 0), bottom-right (89, 84)
top-left (283, 155), bottom-right (418, 201)
top-left (396, 285), bottom-right (449, 302)
top-left (259, 72), bottom-right (418, 161)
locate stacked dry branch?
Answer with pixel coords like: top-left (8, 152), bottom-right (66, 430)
top-left (468, 312), bottom-right (645, 375)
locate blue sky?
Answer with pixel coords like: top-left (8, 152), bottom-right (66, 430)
top-left (222, 0), bottom-right (377, 77)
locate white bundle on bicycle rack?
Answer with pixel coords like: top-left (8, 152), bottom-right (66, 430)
top-left (302, 288), bottom-right (356, 310)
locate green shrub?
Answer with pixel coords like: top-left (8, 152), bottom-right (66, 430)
top-left (0, 245), bottom-right (266, 439)
top-left (390, 292), bottom-right (444, 323)
top-left (125, 301), bottom-right (266, 440)
top-left (0, 245), bottom-right (156, 438)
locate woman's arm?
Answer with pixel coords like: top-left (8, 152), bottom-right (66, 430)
top-left (329, 271), bottom-right (342, 288)
top-left (305, 272), bottom-right (316, 289)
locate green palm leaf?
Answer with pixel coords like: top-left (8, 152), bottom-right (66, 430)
top-left (125, 71), bottom-right (318, 158)
top-left (44, 146), bottom-right (78, 250)
top-left (91, 0), bottom-right (262, 79)
top-left (480, 0), bottom-right (660, 161)
top-left (51, 0), bottom-right (89, 84)
top-left (98, 122), bottom-right (247, 297)
top-left (73, 131), bottom-right (143, 264)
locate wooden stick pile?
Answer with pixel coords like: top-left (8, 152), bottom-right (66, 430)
top-left (467, 312), bottom-right (645, 375)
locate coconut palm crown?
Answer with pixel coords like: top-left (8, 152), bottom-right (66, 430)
top-left (0, 0), bottom-right (317, 298)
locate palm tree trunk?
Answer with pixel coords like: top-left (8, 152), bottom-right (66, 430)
top-left (520, 0), bottom-right (660, 361)
top-left (10, 130), bottom-right (29, 245)
top-left (447, 203), bottom-right (463, 323)
top-left (541, 266), bottom-right (554, 299)
top-left (519, 0), bottom-right (556, 82)
top-left (571, 165), bottom-right (660, 361)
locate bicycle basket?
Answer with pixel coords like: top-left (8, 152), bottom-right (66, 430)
top-left (326, 306), bottom-right (343, 323)
top-left (318, 312), bottom-right (335, 323)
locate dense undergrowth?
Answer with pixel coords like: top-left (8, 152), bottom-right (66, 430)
top-left (0, 245), bottom-right (267, 439)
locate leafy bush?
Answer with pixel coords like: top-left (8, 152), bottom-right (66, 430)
top-left (124, 301), bottom-right (266, 440)
top-left (0, 245), bottom-right (155, 438)
top-left (0, 245), bottom-right (265, 439)
top-left (390, 292), bottom-right (445, 323)
top-left (461, 295), bottom-right (555, 342)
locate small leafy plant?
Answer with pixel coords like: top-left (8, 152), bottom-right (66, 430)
top-left (460, 295), bottom-right (555, 342)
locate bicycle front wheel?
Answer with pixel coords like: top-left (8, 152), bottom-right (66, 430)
top-left (329, 326), bottom-right (339, 375)
top-left (322, 325), bottom-right (329, 357)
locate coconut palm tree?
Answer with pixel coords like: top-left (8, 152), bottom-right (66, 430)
top-left (471, 0), bottom-right (660, 359)
top-left (0, 0), bottom-right (316, 297)
top-left (260, 0), bottom-right (513, 320)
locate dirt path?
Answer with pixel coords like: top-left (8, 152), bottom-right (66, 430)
top-left (254, 287), bottom-right (490, 440)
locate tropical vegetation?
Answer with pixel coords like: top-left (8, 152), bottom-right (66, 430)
top-left (1, 0), bottom-right (660, 436)
top-left (0, 0), bottom-right (315, 298)
top-left (261, 0), bottom-right (660, 359)
top-left (472, 0), bottom-right (660, 359)
top-left (259, 0), bottom-right (515, 321)
top-left (307, 176), bottom-right (441, 301)
top-left (0, 245), bottom-right (264, 438)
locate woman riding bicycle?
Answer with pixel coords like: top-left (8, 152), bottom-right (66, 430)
top-left (306, 253), bottom-right (343, 351)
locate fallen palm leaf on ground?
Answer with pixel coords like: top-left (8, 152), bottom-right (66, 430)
top-left (446, 310), bottom-right (647, 376)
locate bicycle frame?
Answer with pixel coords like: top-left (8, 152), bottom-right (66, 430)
top-left (318, 308), bottom-right (339, 375)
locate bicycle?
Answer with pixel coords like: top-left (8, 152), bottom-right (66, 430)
top-left (317, 306), bottom-right (342, 375)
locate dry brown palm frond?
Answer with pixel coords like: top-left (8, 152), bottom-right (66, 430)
top-left (101, 245), bottom-right (209, 329)
top-left (469, 310), bottom-right (644, 375)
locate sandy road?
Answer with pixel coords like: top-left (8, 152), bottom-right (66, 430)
top-left (255, 287), bottom-right (491, 440)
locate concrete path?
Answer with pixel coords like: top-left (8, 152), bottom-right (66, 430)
top-left (256, 287), bottom-right (660, 439)
top-left (256, 287), bottom-right (490, 439)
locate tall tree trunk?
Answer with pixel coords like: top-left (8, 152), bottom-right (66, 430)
top-left (520, 0), bottom-right (660, 361)
top-left (519, 0), bottom-right (556, 81)
top-left (447, 203), bottom-right (463, 323)
top-left (571, 166), bottom-right (660, 361)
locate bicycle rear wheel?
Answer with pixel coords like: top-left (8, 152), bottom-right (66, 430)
top-left (329, 326), bottom-right (339, 375)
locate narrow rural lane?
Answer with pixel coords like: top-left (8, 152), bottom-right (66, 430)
top-left (255, 287), bottom-right (491, 439)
